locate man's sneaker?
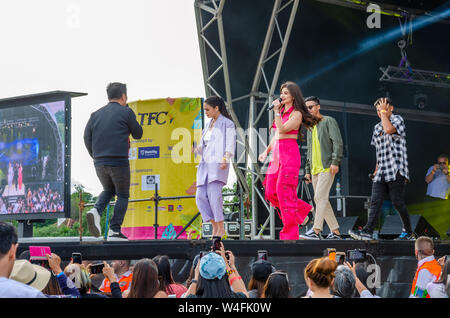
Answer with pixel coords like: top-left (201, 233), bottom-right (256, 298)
top-left (394, 231), bottom-right (416, 241)
top-left (300, 229), bottom-right (322, 240)
top-left (325, 232), bottom-right (342, 240)
top-left (86, 208), bottom-right (101, 237)
top-left (108, 229), bottom-right (128, 240)
top-left (348, 229), bottom-right (373, 241)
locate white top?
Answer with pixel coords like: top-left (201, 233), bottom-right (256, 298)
top-left (426, 282), bottom-right (448, 298)
top-left (0, 277), bottom-right (46, 298)
top-left (360, 289), bottom-right (381, 298)
top-left (204, 128), bottom-right (212, 145)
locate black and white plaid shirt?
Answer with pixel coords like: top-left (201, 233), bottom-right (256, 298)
top-left (371, 114), bottom-right (409, 183)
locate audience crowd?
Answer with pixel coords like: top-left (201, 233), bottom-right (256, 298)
top-left (1, 221), bottom-right (449, 299)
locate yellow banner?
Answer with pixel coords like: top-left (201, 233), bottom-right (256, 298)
top-left (121, 98), bottom-right (203, 240)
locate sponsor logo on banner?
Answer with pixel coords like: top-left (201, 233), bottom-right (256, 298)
top-left (177, 205), bottom-right (183, 211)
top-left (168, 205), bottom-right (174, 212)
top-left (129, 147), bottom-right (137, 160)
top-left (141, 175), bottom-right (160, 191)
top-left (138, 147), bottom-right (160, 159)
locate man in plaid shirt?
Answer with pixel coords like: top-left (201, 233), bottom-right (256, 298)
top-left (350, 97), bottom-right (416, 241)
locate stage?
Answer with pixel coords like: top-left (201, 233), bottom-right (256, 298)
top-left (16, 236), bottom-right (450, 298)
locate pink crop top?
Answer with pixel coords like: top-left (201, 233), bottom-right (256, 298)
top-left (271, 106), bottom-right (298, 135)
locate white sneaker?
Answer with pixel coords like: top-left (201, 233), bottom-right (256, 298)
top-left (86, 208), bottom-right (101, 237)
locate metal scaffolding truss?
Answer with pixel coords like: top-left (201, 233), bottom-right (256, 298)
top-left (194, 0), bottom-right (300, 239)
top-left (379, 65), bottom-right (450, 89)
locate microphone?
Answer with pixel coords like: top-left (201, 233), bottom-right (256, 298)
top-left (267, 97), bottom-right (282, 111)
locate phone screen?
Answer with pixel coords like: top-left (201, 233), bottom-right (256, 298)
top-left (29, 246), bottom-right (51, 261)
top-left (90, 263), bottom-right (105, 274)
top-left (72, 253), bottom-right (82, 264)
top-left (212, 236), bottom-right (221, 251)
top-left (257, 250), bottom-right (268, 261)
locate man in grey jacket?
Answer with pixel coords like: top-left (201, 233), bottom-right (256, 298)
top-left (300, 96), bottom-right (343, 240)
top-left (84, 83), bottom-right (143, 239)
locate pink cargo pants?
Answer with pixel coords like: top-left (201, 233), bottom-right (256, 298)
top-left (263, 139), bottom-right (312, 240)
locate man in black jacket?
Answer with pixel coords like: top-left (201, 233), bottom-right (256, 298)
top-left (84, 82), bottom-right (143, 239)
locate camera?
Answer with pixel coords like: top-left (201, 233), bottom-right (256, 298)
top-left (346, 249), bottom-right (367, 263)
top-left (72, 253), bottom-right (82, 264)
top-left (335, 252), bottom-right (346, 265)
top-left (90, 263), bottom-right (105, 274)
top-left (257, 250), bottom-right (268, 261)
top-left (323, 248), bottom-right (336, 262)
top-left (212, 236), bottom-right (221, 251)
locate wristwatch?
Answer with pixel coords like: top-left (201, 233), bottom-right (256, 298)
top-left (275, 113), bottom-right (281, 117)
top-left (191, 279), bottom-right (198, 284)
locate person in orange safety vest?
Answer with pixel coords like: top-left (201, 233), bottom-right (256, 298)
top-left (410, 236), bottom-right (442, 298)
top-left (100, 260), bottom-right (132, 293)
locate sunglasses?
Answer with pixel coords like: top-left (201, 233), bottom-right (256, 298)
top-left (438, 162), bottom-right (447, 164)
top-left (269, 271), bottom-right (289, 283)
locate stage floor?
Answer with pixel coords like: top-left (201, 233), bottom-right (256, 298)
top-left (17, 236), bottom-right (450, 261)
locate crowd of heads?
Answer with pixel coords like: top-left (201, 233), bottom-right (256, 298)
top-left (1, 221), bottom-right (450, 299)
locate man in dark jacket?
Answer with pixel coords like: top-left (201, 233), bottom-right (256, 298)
top-left (84, 82), bottom-right (143, 239)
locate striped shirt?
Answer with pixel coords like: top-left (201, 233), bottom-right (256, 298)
top-left (371, 114), bottom-right (409, 183)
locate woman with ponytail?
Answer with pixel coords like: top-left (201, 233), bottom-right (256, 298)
top-left (259, 81), bottom-right (319, 240)
top-left (194, 96), bottom-right (236, 238)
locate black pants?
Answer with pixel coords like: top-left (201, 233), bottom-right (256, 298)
top-left (94, 165), bottom-right (130, 232)
top-left (364, 172), bottom-right (412, 233)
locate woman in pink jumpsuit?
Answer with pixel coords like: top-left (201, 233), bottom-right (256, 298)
top-left (259, 82), bottom-right (319, 240)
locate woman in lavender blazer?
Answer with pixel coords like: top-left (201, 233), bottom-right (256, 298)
top-left (194, 96), bottom-right (236, 238)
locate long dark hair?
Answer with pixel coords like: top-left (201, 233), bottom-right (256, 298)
top-left (248, 277), bottom-right (266, 298)
top-left (195, 275), bottom-right (234, 298)
top-left (263, 272), bottom-right (290, 298)
top-left (153, 255), bottom-right (176, 295)
top-left (271, 81), bottom-right (319, 141)
top-left (128, 258), bottom-right (160, 298)
top-left (204, 96), bottom-right (231, 120)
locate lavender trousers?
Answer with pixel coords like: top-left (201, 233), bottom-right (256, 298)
top-left (263, 139), bottom-right (312, 240)
top-left (196, 176), bottom-right (225, 223)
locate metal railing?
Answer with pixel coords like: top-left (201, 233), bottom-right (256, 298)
top-left (77, 185), bottom-right (242, 241)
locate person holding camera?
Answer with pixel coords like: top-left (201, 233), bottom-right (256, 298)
top-left (349, 97), bottom-right (415, 241)
top-left (99, 260), bottom-right (132, 294)
top-left (301, 96), bottom-right (343, 240)
top-left (84, 82), bottom-right (143, 240)
top-left (194, 96), bottom-right (236, 238)
top-left (184, 242), bottom-right (248, 298)
top-left (248, 259), bottom-right (276, 298)
top-left (425, 154), bottom-right (449, 201)
top-left (410, 236), bottom-right (442, 298)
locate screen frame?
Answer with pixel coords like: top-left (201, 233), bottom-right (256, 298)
top-left (0, 92), bottom-right (72, 221)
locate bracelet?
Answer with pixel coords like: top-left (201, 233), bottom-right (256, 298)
top-left (191, 279), bottom-right (198, 285)
top-left (275, 113), bottom-right (281, 117)
top-left (227, 269), bottom-right (236, 276)
top-left (229, 276), bottom-right (242, 286)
